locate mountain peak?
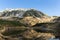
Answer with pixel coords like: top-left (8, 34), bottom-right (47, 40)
top-left (0, 8), bottom-right (48, 19)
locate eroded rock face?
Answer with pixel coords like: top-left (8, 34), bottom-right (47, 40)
top-left (19, 16), bottom-right (55, 27)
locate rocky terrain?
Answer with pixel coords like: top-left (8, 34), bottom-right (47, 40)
top-left (0, 8), bottom-right (60, 40)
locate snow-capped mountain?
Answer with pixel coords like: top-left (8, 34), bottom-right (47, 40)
top-left (0, 8), bottom-right (48, 18)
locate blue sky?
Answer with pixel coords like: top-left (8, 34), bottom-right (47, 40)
top-left (0, 0), bottom-right (60, 16)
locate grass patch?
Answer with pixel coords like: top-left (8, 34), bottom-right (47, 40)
top-left (0, 19), bottom-right (25, 26)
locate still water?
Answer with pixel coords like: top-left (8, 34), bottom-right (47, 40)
top-left (49, 38), bottom-right (59, 40)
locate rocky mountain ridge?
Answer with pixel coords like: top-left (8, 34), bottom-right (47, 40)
top-left (0, 8), bottom-right (48, 18)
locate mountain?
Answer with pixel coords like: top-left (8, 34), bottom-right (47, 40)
top-left (0, 8), bottom-right (48, 18)
top-left (0, 8), bottom-right (60, 40)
